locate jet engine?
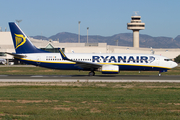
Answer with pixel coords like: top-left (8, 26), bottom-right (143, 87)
top-left (98, 65), bottom-right (119, 74)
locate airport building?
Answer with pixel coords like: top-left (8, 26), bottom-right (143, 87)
top-left (0, 31), bottom-right (180, 65)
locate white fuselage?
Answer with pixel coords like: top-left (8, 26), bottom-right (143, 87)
top-left (18, 53), bottom-right (177, 71)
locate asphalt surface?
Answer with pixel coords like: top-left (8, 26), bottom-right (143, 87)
top-left (0, 75), bottom-right (179, 82)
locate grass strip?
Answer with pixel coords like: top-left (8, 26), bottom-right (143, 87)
top-left (0, 82), bottom-right (180, 119)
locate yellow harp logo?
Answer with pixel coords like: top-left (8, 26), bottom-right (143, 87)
top-left (15, 34), bottom-right (26, 49)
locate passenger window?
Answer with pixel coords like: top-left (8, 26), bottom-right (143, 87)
top-left (164, 59), bottom-right (172, 61)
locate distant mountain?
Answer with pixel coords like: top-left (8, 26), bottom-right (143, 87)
top-left (174, 35), bottom-right (180, 41)
top-left (31, 35), bottom-right (48, 40)
top-left (49, 32), bottom-right (78, 43)
top-left (31, 32), bottom-right (180, 48)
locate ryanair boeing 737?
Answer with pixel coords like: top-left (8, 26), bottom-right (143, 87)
top-left (7, 22), bottom-right (178, 76)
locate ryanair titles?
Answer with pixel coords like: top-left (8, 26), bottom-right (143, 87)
top-left (92, 56), bottom-right (155, 63)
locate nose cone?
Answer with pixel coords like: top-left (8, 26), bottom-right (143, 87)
top-left (171, 62), bottom-right (178, 68)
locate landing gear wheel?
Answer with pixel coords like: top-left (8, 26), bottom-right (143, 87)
top-left (89, 71), bottom-right (95, 76)
top-left (158, 72), bottom-right (161, 77)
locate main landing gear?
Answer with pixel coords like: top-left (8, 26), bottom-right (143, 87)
top-left (158, 71), bottom-right (162, 77)
top-left (89, 71), bottom-right (95, 76)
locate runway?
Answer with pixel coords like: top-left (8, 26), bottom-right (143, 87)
top-left (0, 75), bottom-right (180, 82)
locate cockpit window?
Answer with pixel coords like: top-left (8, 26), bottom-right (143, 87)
top-left (164, 59), bottom-right (172, 61)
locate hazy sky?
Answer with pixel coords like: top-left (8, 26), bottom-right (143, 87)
top-left (0, 0), bottom-right (179, 38)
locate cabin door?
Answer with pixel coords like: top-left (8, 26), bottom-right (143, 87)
top-left (152, 57), bottom-right (159, 70)
top-left (36, 56), bottom-right (41, 65)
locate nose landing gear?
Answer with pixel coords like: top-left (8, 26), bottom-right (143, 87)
top-left (158, 72), bottom-right (161, 77)
top-left (158, 70), bottom-right (167, 76)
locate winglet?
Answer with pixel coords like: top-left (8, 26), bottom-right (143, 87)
top-left (58, 48), bottom-right (69, 60)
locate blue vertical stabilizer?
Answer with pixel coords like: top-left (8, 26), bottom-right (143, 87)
top-left (9, 22), bottom-right (48, 53)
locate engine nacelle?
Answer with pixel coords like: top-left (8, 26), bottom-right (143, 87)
top-left (100, 65), bottom-right (119, 74)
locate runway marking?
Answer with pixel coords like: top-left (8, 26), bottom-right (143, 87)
top-left (31, 76), bottom-right (44, 77)
top-left (0, 79), bottom-right (180, 83)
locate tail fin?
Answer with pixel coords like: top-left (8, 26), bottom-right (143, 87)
top-left (9, 22), bottom-right (48, 53)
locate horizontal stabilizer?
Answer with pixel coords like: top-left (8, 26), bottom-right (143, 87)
top-left (6, 52), bottom-right (27, 58)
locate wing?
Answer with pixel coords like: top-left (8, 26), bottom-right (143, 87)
top-left (58, 48), bottom-right (102, 69)
top-left (75, 61), bottom-right (102, 69)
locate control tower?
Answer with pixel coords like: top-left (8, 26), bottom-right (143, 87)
top-left (127, 12), bottom-right (145, 48)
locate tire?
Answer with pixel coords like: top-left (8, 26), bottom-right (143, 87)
top-left (89, 71), bottom-right (95, 76)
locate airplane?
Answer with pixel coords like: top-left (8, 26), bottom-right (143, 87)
top-left (7, 22), bottom-right (178, 76)
top-left (0, 58), bottom-right (6, 65)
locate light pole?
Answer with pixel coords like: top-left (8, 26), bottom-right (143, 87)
top-left (78, 21), bottom-right (81, 43)
top-left (115, 40), bottom-right (118, 46)
top-left (16, 20), bottom-right (22, 26)
top-left (87, 27), bottom-right (89, 43)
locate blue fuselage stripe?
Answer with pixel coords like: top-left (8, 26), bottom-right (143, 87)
top-left (18, 59), bottom-right (169, 71)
